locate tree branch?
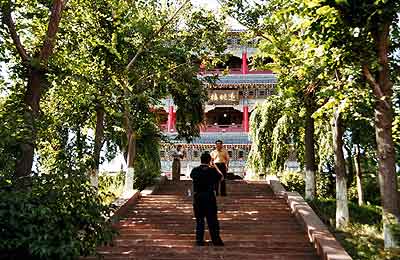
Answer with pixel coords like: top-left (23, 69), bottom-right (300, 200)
top-left (136, 61), bottom-right (192, 83)
top-left (362, 64), bottom-right (391, 109)
top-left (39, 0), bottom-right (66, 64)
top-left (363, 64), bottom-right (382, 98)
top-left (1, 0), bottom-right (29, 62)
top-left (126, 0), bottom-right (191, 70)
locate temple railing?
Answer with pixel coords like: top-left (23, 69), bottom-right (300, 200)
top-left (202, 124), bottom-right (244, 132)
top-left (200, 68), bottom-right (273, 75)
top-left (160, 124), bottom-right (246, 133)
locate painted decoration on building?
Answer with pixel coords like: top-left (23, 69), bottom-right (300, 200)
top-left (208, 90), bottom-right (239, 105)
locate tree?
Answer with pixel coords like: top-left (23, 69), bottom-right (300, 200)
top-left (0, 0), bottom-right (67, 177)
top-left (223, 0), bottom-right (319, 199)
top-left (309, 0), bottom-right (400, 248)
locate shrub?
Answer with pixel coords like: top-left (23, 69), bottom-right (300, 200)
top-left (316, 172), bottom-right (335, 199)
top-left (278, 171), bottom-right (305, 196)
top-left (0, 170), bottom-right (116, 260)
top-left (309, 198), bottom-right (399, 260)
top-left (309, 198), bottom-right (382, 226)
top-left (278, 171), bottom-right (336, 199)
top-left (98, 171), bottom-right (125, 205)
top-left (347, 173), bottom-right (381, 205)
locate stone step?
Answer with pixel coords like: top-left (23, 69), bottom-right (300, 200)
top-left (85, 181), bottom-right (320, 260)
top-left (85, 247), bottom-right (320, 260)
top-left (110, 239), bottom-right (315, 248)
top-left (116, 233), bottom-right (311, 241)
top-left (121, 216), bottom-right (294, 222)
top-left (116, 226), bottom-right (305, 233)
top-left (121, 214), bottom-right (298, 222)
top-left (96, 246), bottom-right (317, 255)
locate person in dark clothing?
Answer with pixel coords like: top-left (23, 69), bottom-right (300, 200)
top-left (190, 152), bottom-right (224, 246)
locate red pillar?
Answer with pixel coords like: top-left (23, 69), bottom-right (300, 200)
top-left (243, 105), bottom-right (249, 132)
top-left (167, 106), bottom-right (174, 132)
top-left (242, 50), bottom-right (248, 74)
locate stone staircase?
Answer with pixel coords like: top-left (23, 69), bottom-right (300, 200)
top-left (85, 180), bottom-right (320, 260)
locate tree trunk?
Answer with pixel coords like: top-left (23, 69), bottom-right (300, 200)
top-left (76, 124), bottom-right (82, 159)
top-left (9, 0), bottom-right (66, 177)
top-left (332, 109), bottom-right (349, 229)
top-left (15, 68), bottom-right (44, 177)
top-left (354, 144), bottom-right (364, 206)
top-left (304, 96), bottom-right (316, 200)
top-left (363, 24), bottom-right (400, 249)
top-left (90, 104), bottom-right (105, 188)
top-left (345, 146), bottom-right (354, 184)
top-left (375, 93), bottom-right (399, 248)
top-left (122, 131), bottom-right (136, 198)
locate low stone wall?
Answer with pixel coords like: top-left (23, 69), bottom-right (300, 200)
top-left (110, 176), bottom-right (167, 222)
top-left (268, 179), bottom-right (353, 260)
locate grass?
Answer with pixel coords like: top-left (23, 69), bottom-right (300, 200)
top-left (309, 198), bottom-right (400, 260)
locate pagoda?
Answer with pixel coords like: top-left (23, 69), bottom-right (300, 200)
top-left (159, 30), bottom-right (277, 178)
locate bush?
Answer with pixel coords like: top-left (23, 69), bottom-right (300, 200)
top-left (347, 173), bottom-right (381, 205)
top-left (309, 198), bottom-right (400, 260)
top-left (0, 170), bottom-right (116, 260)
top-left (316, 172), bottom-right (335, 199)
top-left (134, 153), bottom-right (161, 190)
top-left (98, 171), bottom-right (125, 205)
top-left (278, 171), bottom-right (305, 196)
top-left (309, 198), bottom-right (382, 226)
top-left (278, 171), bottom-right (336, 199)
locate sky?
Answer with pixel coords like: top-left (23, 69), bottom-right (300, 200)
top-left (192, 0), bottom-right (245, 29)
top-left (192, 0), bottom-right (221, 9)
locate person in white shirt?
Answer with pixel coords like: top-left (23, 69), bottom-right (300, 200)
top-left (210, 140), bottom-right (229, 196)
top-left (171, 145), bottom-right (184, 181)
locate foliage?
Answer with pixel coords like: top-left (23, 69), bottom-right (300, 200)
top-left (316, 171), bottom-right (335, 199)
top-left (248, 95), bottom-right (303, 174)
top-left (310, 198), bottom-right (400, 259)
top-left (0, 171), bottom-right (115, 260)
top-left (348, 172), bottom-right (381, 205)
top-left (98, 171), bottom-right (125, 205)
top-left (278, 171), bottom-right (305, 196)
top-left (337, 224), bottom-right (399, 260)
top-left (0, 90), bottom-right (26, 174)
top-left (133, 117), bottom-right (162, 190)
top-left (278, 170), bottom-right (336, 199)
top-left (224, 0), bottom-right (400, 245)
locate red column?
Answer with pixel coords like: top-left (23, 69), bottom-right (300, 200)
top-left (242, 50), bottom-right (248, 74)
top-left (243, 105), bottom-right (249, 132)
top-left (167, 106), bottom-right (174, 132)
top-left (172, 111), bottom-right (176, 128)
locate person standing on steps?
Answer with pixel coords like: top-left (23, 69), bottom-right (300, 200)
top-left (171, 145), bottom-right (184, 181)
top-left (190, 152), bottom-right (224, 246)
top-left (211, 140), bottom-right (229, 196)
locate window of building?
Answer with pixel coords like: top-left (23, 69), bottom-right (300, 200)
top-left (249, 90), bottom-right (254, 96)
top-left (193, 150), bottom-right (199, 158)
top-left (160, 151), bottom-right (165, 157)
top-left (259, 90), bottom-right (265, 96)
top-left (227, 38), bottom-right (240, 45)
top-left (238, 150), bottom-right (244, 158)
top-left (228, 151), bottom-right (233, 158)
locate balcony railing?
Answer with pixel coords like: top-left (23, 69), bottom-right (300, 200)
top-left (202, 124), bottom-right (244, 132)
top-left (200, 68), bottom-right (273, 75)
top-left (161, 124), bottom-right (246, 133)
